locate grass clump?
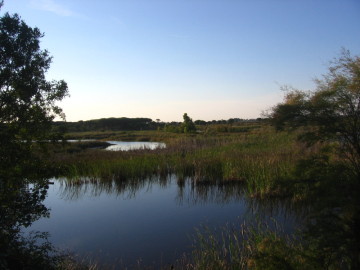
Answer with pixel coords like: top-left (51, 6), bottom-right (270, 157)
top-left (183, 221), bottom-right (308, 270)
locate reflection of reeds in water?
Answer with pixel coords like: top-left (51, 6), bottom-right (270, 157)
top-left (175, 179), bottom-right (246, 206)
top-left (57, 176), bottom-right (172, 201)
top-left (58, 175), bottom-right (247, 206)
top-left (56, 175), bottom-right (305, 225)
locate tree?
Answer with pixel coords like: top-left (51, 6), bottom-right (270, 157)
top-left (0, 9), bottom-right (68, 174)
top-left (182, 113), bottom-right (196, 133)
top-left (269, 50), bottom-right (360, 175)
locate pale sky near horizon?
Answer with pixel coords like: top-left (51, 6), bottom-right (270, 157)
top-left (2, 0), bottom-right (360, 122)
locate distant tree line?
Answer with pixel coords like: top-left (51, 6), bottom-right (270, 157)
top-left (162, 115), bottom-right (265, 133)
top-left (53, 116), bottom-right (265, 133)
top-left (194, 118), bottom-right (264, 125)
top-left (54, 117), bottom-right (154, 132)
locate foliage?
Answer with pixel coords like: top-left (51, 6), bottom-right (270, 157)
top-left (54, 117), bottom-right (154, 132)
top-left (268, 50), bottom-right (360, 269)
top-left (0, 10), bottom-right (68, 175)
top-left (182, 113), bottom-right (197, 133)
top-left (162, 113), bottom-right (197, 133)
top-left (163, 122), bottom-right (182, 133)
top-left (269, 50), bottom-right (360, 174)
top-left (289, 152), bottom-right (360, 269)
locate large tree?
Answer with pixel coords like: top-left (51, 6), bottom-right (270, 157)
top-left (0, 8), bottom-right (68, 174)
top-left (269, 50), bottom-right (360, 175)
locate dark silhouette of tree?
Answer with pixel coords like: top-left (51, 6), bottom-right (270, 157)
top-left (54, 117), bottom-right (153, 132)
top-left (269, 50), bottom-right (360, 175)
top-left (269, 50), bottom-right (360, 269)
top-left (0, 9), bottom-right (68, 175)
top-left (182, 113), bottom-right (196, 133)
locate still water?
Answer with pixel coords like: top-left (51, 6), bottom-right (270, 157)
top-left (105, 141), bottom-right (166, 151)
top-left (25, 176), bottom-right (298, 268)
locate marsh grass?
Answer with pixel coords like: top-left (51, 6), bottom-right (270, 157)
top-left (48, 126), bottom-right (307, 198)
top-left (180, 220), bottom-right (310, 270)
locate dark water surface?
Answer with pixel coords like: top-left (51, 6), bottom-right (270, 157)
top-left (24, 176), bottom-right (298, 268)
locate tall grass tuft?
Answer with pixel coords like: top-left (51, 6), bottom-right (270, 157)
top-left (183, 220), bottom-right (310, 270)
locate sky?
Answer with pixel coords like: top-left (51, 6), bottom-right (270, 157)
top-left (2, 0), bottom-right (360, 122)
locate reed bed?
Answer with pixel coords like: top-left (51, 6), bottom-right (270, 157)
top-left (180, 220), bottom-right (307, 270)
top-left (49, 127), bottom-right (305, 198)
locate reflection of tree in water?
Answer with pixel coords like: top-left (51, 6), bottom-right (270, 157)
top-left (0, 177), bottom-right (61, 269)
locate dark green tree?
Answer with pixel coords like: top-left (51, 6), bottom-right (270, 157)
top-left (269, 50), bottom-right (360, 175)
top-left (0, 8), bottom-right (68, 175)
top-left (269, 50), bottom-right (360, 269)
top-left (182, 113), bottom-right (196, 133)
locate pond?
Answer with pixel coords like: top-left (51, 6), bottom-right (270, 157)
top-left (105, 141), bottom-right (166, 151)
top-left (24, 176), bottom-right (299, 269)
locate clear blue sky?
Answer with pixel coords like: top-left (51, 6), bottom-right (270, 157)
top-left (2, 0), bottom-right (360, 122)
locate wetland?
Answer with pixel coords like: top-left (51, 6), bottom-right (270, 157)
top-left (2, 123), bottom-right (360, 269)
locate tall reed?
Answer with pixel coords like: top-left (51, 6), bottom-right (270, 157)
top-left (181, 220), bottom-right (308, 270)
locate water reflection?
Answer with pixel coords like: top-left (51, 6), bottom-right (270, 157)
top-left (5, 172), bottom-right (358, 268)
top-left (0, 177), bottom-right (50, 231)
top-left (57, 176), bottom-right (171, 200)
top-left (57, 176), bottom-right (304, 218)
top-left (55, 176), bottom-right (308, 236)
top-left (175, 180), bottom-right (245, 205)
top-left (0, 177), bottom-right (54, 268)
top-left (105, 141), bottom-right (166, 151)
top-left (244, 196), bottom-right (310, 225)
top-left (25, 176), bottom-right (304, 268)
top-left (57, 176), bottom-right (248, 206)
